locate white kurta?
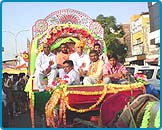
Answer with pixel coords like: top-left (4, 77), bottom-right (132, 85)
top-left (63, 69), bottom-right (80, 85)
top-left (34, 52), bottom-right (58, 90)
top-left (69, 52), bottom-right (90, 72)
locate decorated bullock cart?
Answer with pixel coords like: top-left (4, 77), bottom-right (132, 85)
top-left (25, 9), bottom-right (159, 128)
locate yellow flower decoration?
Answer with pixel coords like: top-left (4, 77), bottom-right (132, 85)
top-left (47, 34), bottom-right (51, 39)
top-left (44, 39), bottom-right (47, 43)
top-left (52, 28), bottom-right (57, 33)
top-left (23, 53), bottom-right (28, 59)
top-left (39, 45), bottom-right (43, 51)
top-left (56, 26), bottom-right (62, 31)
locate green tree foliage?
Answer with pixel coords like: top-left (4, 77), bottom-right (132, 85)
top-left (95, 15), bottom-right (128, 63)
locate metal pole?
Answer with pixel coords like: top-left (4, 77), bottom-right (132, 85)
top-left (3, 29), bottom-right (29, 55)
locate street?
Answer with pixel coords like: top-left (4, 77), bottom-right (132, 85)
top-left (8, 110), bottom-right (45, 128)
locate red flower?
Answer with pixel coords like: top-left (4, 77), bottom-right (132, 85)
top-left (52, 80), bottom-right (57, 86)
top-left (64, 75), bottom-right (69, 79)
top-left (45, 86), bottom-right (51, 91)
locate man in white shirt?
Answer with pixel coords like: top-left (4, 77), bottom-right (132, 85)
top-left (62, 60), bottom-right (80, 85)
top-left (34, 43), bottom-right (58, 91)
top-left (69, 40), bottom-right (90, 78)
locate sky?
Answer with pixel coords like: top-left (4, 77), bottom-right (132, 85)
top-left (2, 2), bottom-right (149, 60)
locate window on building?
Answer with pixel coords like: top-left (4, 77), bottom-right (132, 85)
top-left (136, 38), bottom-right (141, 44)
top-left (155, 44), bottom-right (160, 48)
top-left (150, 39), bottom-right (155, 45)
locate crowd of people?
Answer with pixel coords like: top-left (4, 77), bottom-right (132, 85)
top-left (2, 72), bottom-right (29, 127)
top-left (34, 41), bottom-right (129, 91)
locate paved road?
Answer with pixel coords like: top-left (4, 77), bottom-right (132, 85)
top-left (9, 110), bottom-right (45, 128)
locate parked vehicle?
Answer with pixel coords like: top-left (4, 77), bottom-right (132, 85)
top-left (126, 65), bottom-right (160, 91)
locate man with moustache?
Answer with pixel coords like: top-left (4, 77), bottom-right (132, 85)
top-left (34, 43), bottom-right (58, 91)
top-left (56, 43), bottom-right (70, 79)
top-left (83, 50), bottom-right (104, 84)
top-left (69, 40), bottom-right (90, 81)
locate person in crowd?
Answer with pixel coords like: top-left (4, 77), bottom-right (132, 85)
top-left (93, 43), bottom-right (108, 63)
top-left (62, 60), bottom-right (80, 85)
top-left (83, 50), bottom-right (104, 84)
top-left (69, 40), bottom-right (90, 82)
top-left (3, 73), bottom-right (12, 89)
top-left (34, 43), bottom-right (58, 91)
top-left (56, 43), bottom-right (70, 79)
top-left (17, 73), bottom-right (26, 91)
top-left (12, 74), bottom-right (20, 115)
top-left (103, 53), bottom-right (128, 84)
top-left (2, 81), bottom-right (9, 127)
top-left (3, 73), bottom-right (13, 119)
top-left (17, 73), bottom-right (28, 113)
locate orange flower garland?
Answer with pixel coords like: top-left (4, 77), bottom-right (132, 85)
top-left (64, 85), bottom-right (107, 113)
top-left (45, 91), bottom-right (61, 127)
top-left (44, 83), bottom-right (145, 127)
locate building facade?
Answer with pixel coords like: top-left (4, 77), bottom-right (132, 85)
top-left (125, 12), bottom-right (150, 65)
top-left (146, 2), bottom-right (160, 65)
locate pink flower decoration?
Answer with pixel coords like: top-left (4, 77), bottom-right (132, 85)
top-left (134, 73), bottom-right (148, 82)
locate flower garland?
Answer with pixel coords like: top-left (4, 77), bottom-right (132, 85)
top-left (134, 73), bottom-right (148, 85)
top-left (45, 91), bottom-right (61, 127)
top-left (36, 24), bottom-right (99, 54)
top-left (45, 83), bottom-right (146, 127)
top-left (68, 83), bottom-right (145, 95)
top-left (58, 97), bottom-right (66, 127)
top-left (65, 83), bottom-right (145, 113)
top-left (45, 84), bottom-right (68, 127)
top-left (64, 85), bottom-right (107, 113)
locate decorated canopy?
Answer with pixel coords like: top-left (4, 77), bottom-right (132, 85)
top-left (30, 8), bottom-right (106, 75)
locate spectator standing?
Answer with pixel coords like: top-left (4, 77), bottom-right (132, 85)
top-left (3, 73), bottom-right (13, 119)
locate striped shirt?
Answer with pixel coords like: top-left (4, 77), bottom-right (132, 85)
top-left (103, 62), bottom-right (128, 82)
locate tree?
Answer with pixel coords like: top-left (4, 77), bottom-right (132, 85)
top-left (95, 15), bottom-right (127, 63)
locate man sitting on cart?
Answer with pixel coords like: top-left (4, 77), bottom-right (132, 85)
top-left (56, 43), bottom-right (71, 79)
top-left (103, 53), bottom-right (128, 84)
top-left (83, 50), bottom-right (104, 84)
top-left (62, 60), bottom-right (80, 85)
top-left (93, 43), bottom-right (108, 63)
top-left (69, 40), bottom-right (90, 83)
top-left (34, 43), bottom-right (58, 91)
